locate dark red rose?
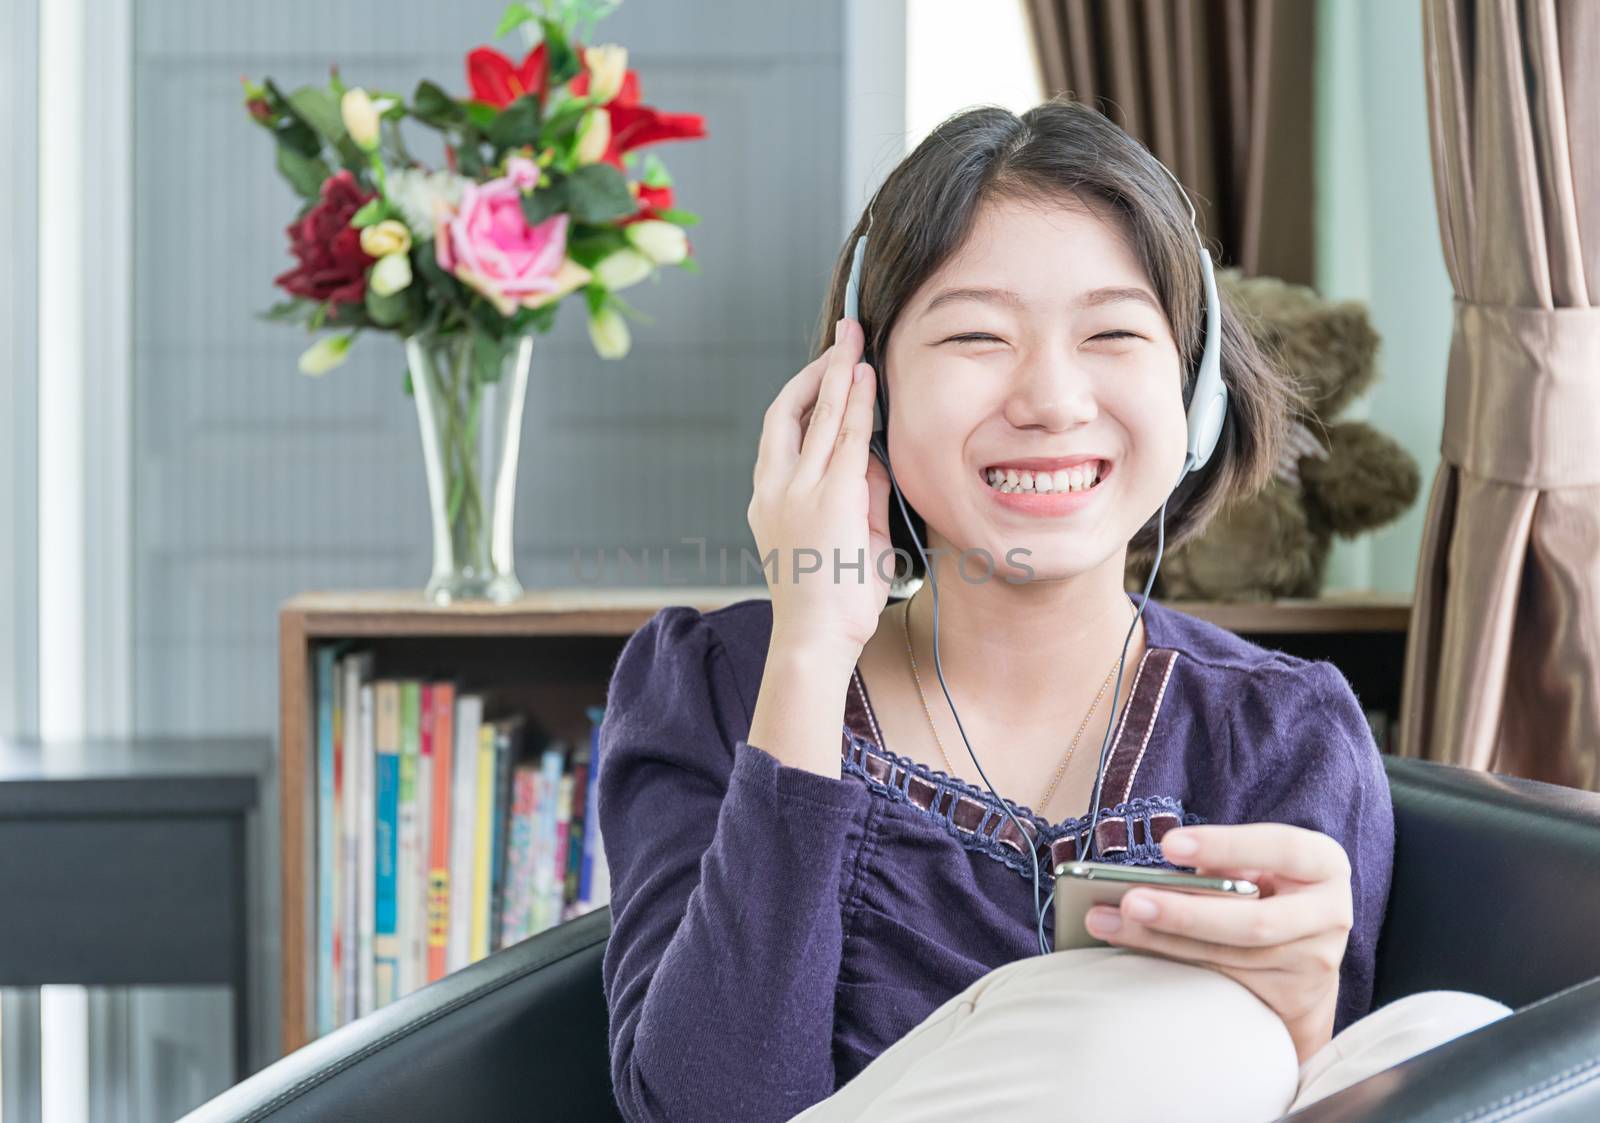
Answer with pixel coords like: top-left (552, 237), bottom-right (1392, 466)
top-left (274, 169), bottom-right (376, 309)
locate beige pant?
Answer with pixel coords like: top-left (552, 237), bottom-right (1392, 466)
top-left (791, 947), bottom-right (1512, 1122)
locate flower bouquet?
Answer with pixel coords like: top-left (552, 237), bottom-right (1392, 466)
top-left (244, 0), bottom-right (706, 603)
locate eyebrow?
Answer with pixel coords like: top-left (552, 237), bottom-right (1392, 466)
top-left (920, 285), bottom-right (1162, 318)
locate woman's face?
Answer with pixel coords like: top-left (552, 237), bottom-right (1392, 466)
top-left (881, 194), bottom-right (1190, 584)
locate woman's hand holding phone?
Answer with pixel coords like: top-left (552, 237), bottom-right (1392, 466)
top-left (744, 316), bottom-right (893, 778)
top-left (1082, 823), bottom-right (1355, 1064)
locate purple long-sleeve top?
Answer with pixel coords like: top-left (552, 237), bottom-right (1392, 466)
top-left (596, 593), bottom-right (1395, 1122)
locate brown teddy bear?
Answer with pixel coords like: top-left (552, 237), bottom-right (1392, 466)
top-left (1128, 268), bottom-right (1420, 601)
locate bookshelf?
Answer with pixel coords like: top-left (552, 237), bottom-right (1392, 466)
top-left (277, 586), bottom-right (1411, 1054)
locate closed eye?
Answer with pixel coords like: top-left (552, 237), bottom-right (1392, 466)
top-left (940, 331), bottom-right (1143, 344)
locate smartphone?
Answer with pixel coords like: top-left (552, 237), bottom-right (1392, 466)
top-left (1052, 859), bottom-right (1260, 951)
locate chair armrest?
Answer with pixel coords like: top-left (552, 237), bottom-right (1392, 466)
top-left (1377, 756), bottom-right (1600, 1008)
top-left (1285, 975), bottom-right (1600, 1121)
top-left (176, 907), bottom-right (622, 1123)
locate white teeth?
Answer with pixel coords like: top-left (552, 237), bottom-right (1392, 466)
top-left (985, 461), bottom-right (1104, 494)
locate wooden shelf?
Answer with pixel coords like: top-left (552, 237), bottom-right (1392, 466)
top-left (277, 586), bottom-right (1411, 1056)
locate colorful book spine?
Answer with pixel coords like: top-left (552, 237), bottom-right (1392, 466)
top-left (412, 683), bottom-right (434, 992)
top-left (562, 747), bottom-right (590, 921)
top-left (470, 721), bottom-right (497, 963)
top-left (551, 771), bottom-right (574, 932)
top-left (339, 651), bottom-right (373, 1025)
top-left (487, 717), bottom-right (521, 952)
top-left (373, 682), bottom-right (401, 1008)
top-left (579, 706), bottom-right (606, 912)
top-left (500, 764), bottom-right (540, 947)
top-left (357, 680), bottom-right (377, 1017)
top-left (396, 681), bottom-right (422, 998)
top-left (426, 681), bottom-right (455, 984)
top-left (531, 746), bottom-right (565, 935)
top-left (448, 694), bottom-right (483, 973)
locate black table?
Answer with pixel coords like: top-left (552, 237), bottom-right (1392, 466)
top-left (0, 737), bottom-right (268, 1081)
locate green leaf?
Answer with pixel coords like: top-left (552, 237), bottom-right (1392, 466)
top-left (472, 329), bottom-right (505, 384)
top-left (350, 197), bottom-right (389, 228)
top-left (365, 286), bottom-right (409, 327)
top-left (412, 80), bottom-right (465, 127)
top-left (519, 178), bottom-right (568, 228)
top-left (541, 19), bottom-right (581, 86)
top-left (583, 283), bottom-right (607, 316)
top-left (309, 301), bottom-right (330, 332)
top-left (462, 101), bottom-right (499, 132)
top-left (537, 99), bottom-right (588, 148)
top-left (275, 117), bottom-right (322, 159)
top-left (487, 94), bottom-right (543, 152)
top-left (494, 2), bottom-right (539, 39)
top-left (286, 85), bottom-right (365, 169)
top-left (276, 144), bottom-right (331, 199)
top-left (639, 153), bottom-right (673, 188)
top-left (259, 298), bottom-right (312, 323)
top-left (653, 207), bottom-right (699, 227)
top-left (564, 225), bottom-right (628, 269)
top-left (453, 134), bottom-right (485, 177)
top-left (677, 254), bottom-right (701, 275)
top-left (564, 163), bottom-right (635, 224)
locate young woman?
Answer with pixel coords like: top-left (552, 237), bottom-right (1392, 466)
top-left (596, 98), bottom-right (1509, 1122)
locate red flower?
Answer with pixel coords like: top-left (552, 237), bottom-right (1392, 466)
top-left (273, 170), bottom-right (376, 309)
top-left (467, 44), bottom-right (549, 108)
top-left (621, 182), bottom-right (674, 226)
top-left (569, 49), bottom-right (706, 171)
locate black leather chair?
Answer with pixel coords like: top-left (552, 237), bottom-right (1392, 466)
top-left (179, 757), bottom-right (1600, 1122)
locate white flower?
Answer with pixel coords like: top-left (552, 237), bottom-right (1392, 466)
top-left (588, 306), bottom-right (631, 360)
top-left (386, 167), bottom-right (470, 234)
top-left (359, 219), bottom-right (412, 258)
top-left (574, 107), bottom-right (611, 165)
top-left (593, 247), bottom-right (653, 291)
top-left (369, 252), bottom-right (413, 297)
top-left (340, 88), bottom-right (380, 151)
top-left (625, 220), bottom-right (687, 266)
top-left (298, 333), bottom-right (354, 376)
top-left (584, 44), bottom-right (628, 104)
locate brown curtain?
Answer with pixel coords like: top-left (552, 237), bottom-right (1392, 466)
top-left (1398, 0), bottom-right (1600, 790)
top-left (1022, 0), bottom-right (1317, 284)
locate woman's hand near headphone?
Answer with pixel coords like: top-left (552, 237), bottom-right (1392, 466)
top-left (744, 316), bottom-right (893, 777)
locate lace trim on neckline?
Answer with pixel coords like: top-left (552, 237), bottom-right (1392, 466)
top-left (840, 727), bottom-right (1206, 878)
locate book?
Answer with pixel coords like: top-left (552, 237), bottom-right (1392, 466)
top-left (448, 694), bottom-right (483, 973)
top-left (470, 720), bottom-right (497, 963)
top-left (562, 745), bottom-right (591, 922)
top-left (397, 681), bottom-right (423, 997)
top-left (500, 762), bottom-right (541, 946)
top-left (532, 745), bottom-right (567, 935)
top-left (487, 715), bottom-right (526, 952)
top-left (339, 651), bottom-right (374, 1024)
top-left (551, 770), bottom-right (574, 931)
top-left (357, 679), bottom-right (377, 1017)
top-left (314, 643), bottom-right (343, 1037)
top-left (373, 681), bottom-right (402, 1008)
top-left (426, 681), bottom-right (456, 984)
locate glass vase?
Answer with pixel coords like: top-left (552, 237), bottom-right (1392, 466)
top-left (404, 327), bottom-right (533, 604)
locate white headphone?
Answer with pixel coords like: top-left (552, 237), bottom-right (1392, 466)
top-left (840, 160), bottom-right (1227, 954)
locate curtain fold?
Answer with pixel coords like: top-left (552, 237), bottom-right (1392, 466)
top-left (1022, 0), bottom-right (1316, 283)
top-left (1399, 0), bottom-right (1600, 790)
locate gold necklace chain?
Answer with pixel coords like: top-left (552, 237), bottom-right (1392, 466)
top-left (900, 595), bottom-right (1124, 817)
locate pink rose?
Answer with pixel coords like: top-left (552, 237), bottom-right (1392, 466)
top-left (435, 155), bottom-right (570, 315)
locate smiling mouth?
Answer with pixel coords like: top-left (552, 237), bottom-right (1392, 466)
top-left (981, 460), bottom-right (1111, 495)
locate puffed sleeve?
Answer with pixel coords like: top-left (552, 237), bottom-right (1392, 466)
top-left (597, 605), bottom-right (873, 1123)
top-left (1229, 658), bottom-right (1396, 1036)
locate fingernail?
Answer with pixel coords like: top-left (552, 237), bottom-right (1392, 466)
top-left (1161, 831), bottom-right (1197, 857)
top-left (1086, 908), bottom-right (1121, 934)
top-left (1124, 894), bottom-right (1158, 922)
